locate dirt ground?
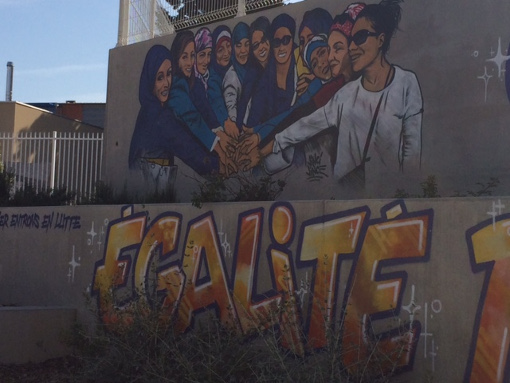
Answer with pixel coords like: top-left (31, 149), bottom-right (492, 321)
top-left (0, 357), bottom-right (80, 383)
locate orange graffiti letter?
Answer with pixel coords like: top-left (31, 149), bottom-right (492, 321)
top-left (465, 213), bottom-right (510, 382)
top-left (297, 208), bottom-right (368, 349)
top-left (174, 212), bottom-right (236, 333)
top-left (342, 203), bottom-right (432, 376)
top-left (92, 206), bottom-right (146, 323)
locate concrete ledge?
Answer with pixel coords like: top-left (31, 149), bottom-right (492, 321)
top-left (0, 306), bottom-right (77, 364)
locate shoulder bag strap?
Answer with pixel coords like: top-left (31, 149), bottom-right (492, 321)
top-left (361, 93), bottom-right (384, 164)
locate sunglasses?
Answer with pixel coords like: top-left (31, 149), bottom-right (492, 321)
top-left (252, 36), bottom-right (268, 51)
top-left (273, 35), bottom-right (292, 48)
top-left (350, 29), bottom-right (381, 46)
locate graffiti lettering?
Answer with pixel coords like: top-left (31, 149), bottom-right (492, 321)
top-left (0, 213), bottom-right (9, 228)
top-left (465, 214), bottom-right (510, 382)
top-left (297, 207), bottom-right (368, 349)
top-left (9, 213), bottom-right (40, 229)
top-left (54, 213), bottom-right (81, 231)
top-left (42, 213), bottom-right (54, 231)
top-left (91, 201), bottom-right (433, 376)
top-left (341, 202), bottom-right (431, 375)
top-left (0, 211), bottom-right (81, 231)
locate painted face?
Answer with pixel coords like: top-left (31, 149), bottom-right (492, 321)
top-left (348, 17), bottom-right (384, 73)
top-left (179, 41), bottom-right (195, 78)
top-left (251, 30), bottom-right (269, 66)
top-left (273, 27), bottom-right (293, 65)
top-left (299, 26), bottom-right (314, 59)
top-left (196, 48), bottom-right (212, 75)
top-left (235, 38), bottom-right (250, 65)
top-left (216, 40), bottom-right (232, 67)
top-left (153, 59), bottom-right (172, 105)
top-left (310, 46), bottom-right (331, 81)
top-left (328, 30), bottom-right (351, 78)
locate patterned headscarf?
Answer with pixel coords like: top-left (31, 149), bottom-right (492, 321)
top-left (303, 34), bottom-right (328, 70)
top-left (194, 27), bottom-right (213, 90)
top-left (330, 3), bottom-right (366, 38)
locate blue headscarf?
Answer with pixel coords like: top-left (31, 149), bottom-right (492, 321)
top-left (298, 8), bottom-right (333, 37)
top-left (232, 22), bottom-right (250, 84)
top-left (211, 25), bottom-right (232, 79)
top-left (303, 34), bottom-right (328, 70)
top-left (139, 45), bottom-right (172, 109)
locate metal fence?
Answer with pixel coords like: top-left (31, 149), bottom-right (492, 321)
top-left (118, 0), bottom-right (288, 46)
top-left (0, 132), bottom-right (103, 200)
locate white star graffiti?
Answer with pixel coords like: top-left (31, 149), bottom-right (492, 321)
top-left (486, 37), bottom-right (510, 79)
top-left (68, 246), bottom-right (81, 283)
top-left (477, 66), bottom-right (492, 102)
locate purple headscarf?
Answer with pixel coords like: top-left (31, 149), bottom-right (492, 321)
top-left (194, 27), bottom-right (213, 90)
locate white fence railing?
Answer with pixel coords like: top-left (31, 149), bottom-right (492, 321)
top-left (0, 132), bottom-right (103, 200)
top-left (118, 0), bottom-right (290, 46)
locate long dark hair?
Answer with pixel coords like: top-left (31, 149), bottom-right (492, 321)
top-left (249, 16), bottom-right (270, 67)
top-left (357, 0), bottom-right (403, 55)
top-left (170, 30), bottom-right (195, 88)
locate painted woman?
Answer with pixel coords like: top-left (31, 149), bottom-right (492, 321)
top-left (167, 31), bottom-right (236, 173)
top-left (222, 22), bottom-right (251, 132)
top-left (207, 25), bottom-right (233, 131)
top-left (247, 13), bottom-right (298, 127)
top-left (236, 16), bottom-right (271, 129)
top-left (128, 45), bottom-right (219, 191)
top-left (295, 8), bottom-right (333, 96)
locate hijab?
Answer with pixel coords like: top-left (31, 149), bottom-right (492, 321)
top-left (139, 44), bottom-right (172, 109)
top-left (231, 22), bottom-right (250, 84)
top-left (194, 27), bottom-right (213, 91)
top-left (211, 25), bottom-right (232, 79)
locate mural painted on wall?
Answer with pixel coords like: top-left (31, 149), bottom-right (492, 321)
top-left (91, 200), bottom-right (433, 377)
top-left (128, 0), bottom-right (423, 193)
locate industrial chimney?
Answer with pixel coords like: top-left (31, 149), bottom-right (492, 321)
top-left (5, 61), bottom-right (14, 101)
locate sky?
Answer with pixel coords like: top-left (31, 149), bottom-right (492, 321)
top-left (0, 0), bottom-right (119, 103)
top-left (0, 0), bottom-right (304, 104)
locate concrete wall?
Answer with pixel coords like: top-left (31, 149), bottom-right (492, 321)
top-left (103, 0), bottom-right (510, 201)
top-left (1, 198), bottom-right (510, 380)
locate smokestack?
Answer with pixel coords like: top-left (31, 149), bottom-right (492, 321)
top-left (5, 62), bottom-right (13, 102)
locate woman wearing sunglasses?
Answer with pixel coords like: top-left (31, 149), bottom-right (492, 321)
top-left (246, 13), bottom-right (298, 128)
top-left (268, 0), bottom-right (423, 194)
top-left (235, 16), bottom-right (271, 130)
